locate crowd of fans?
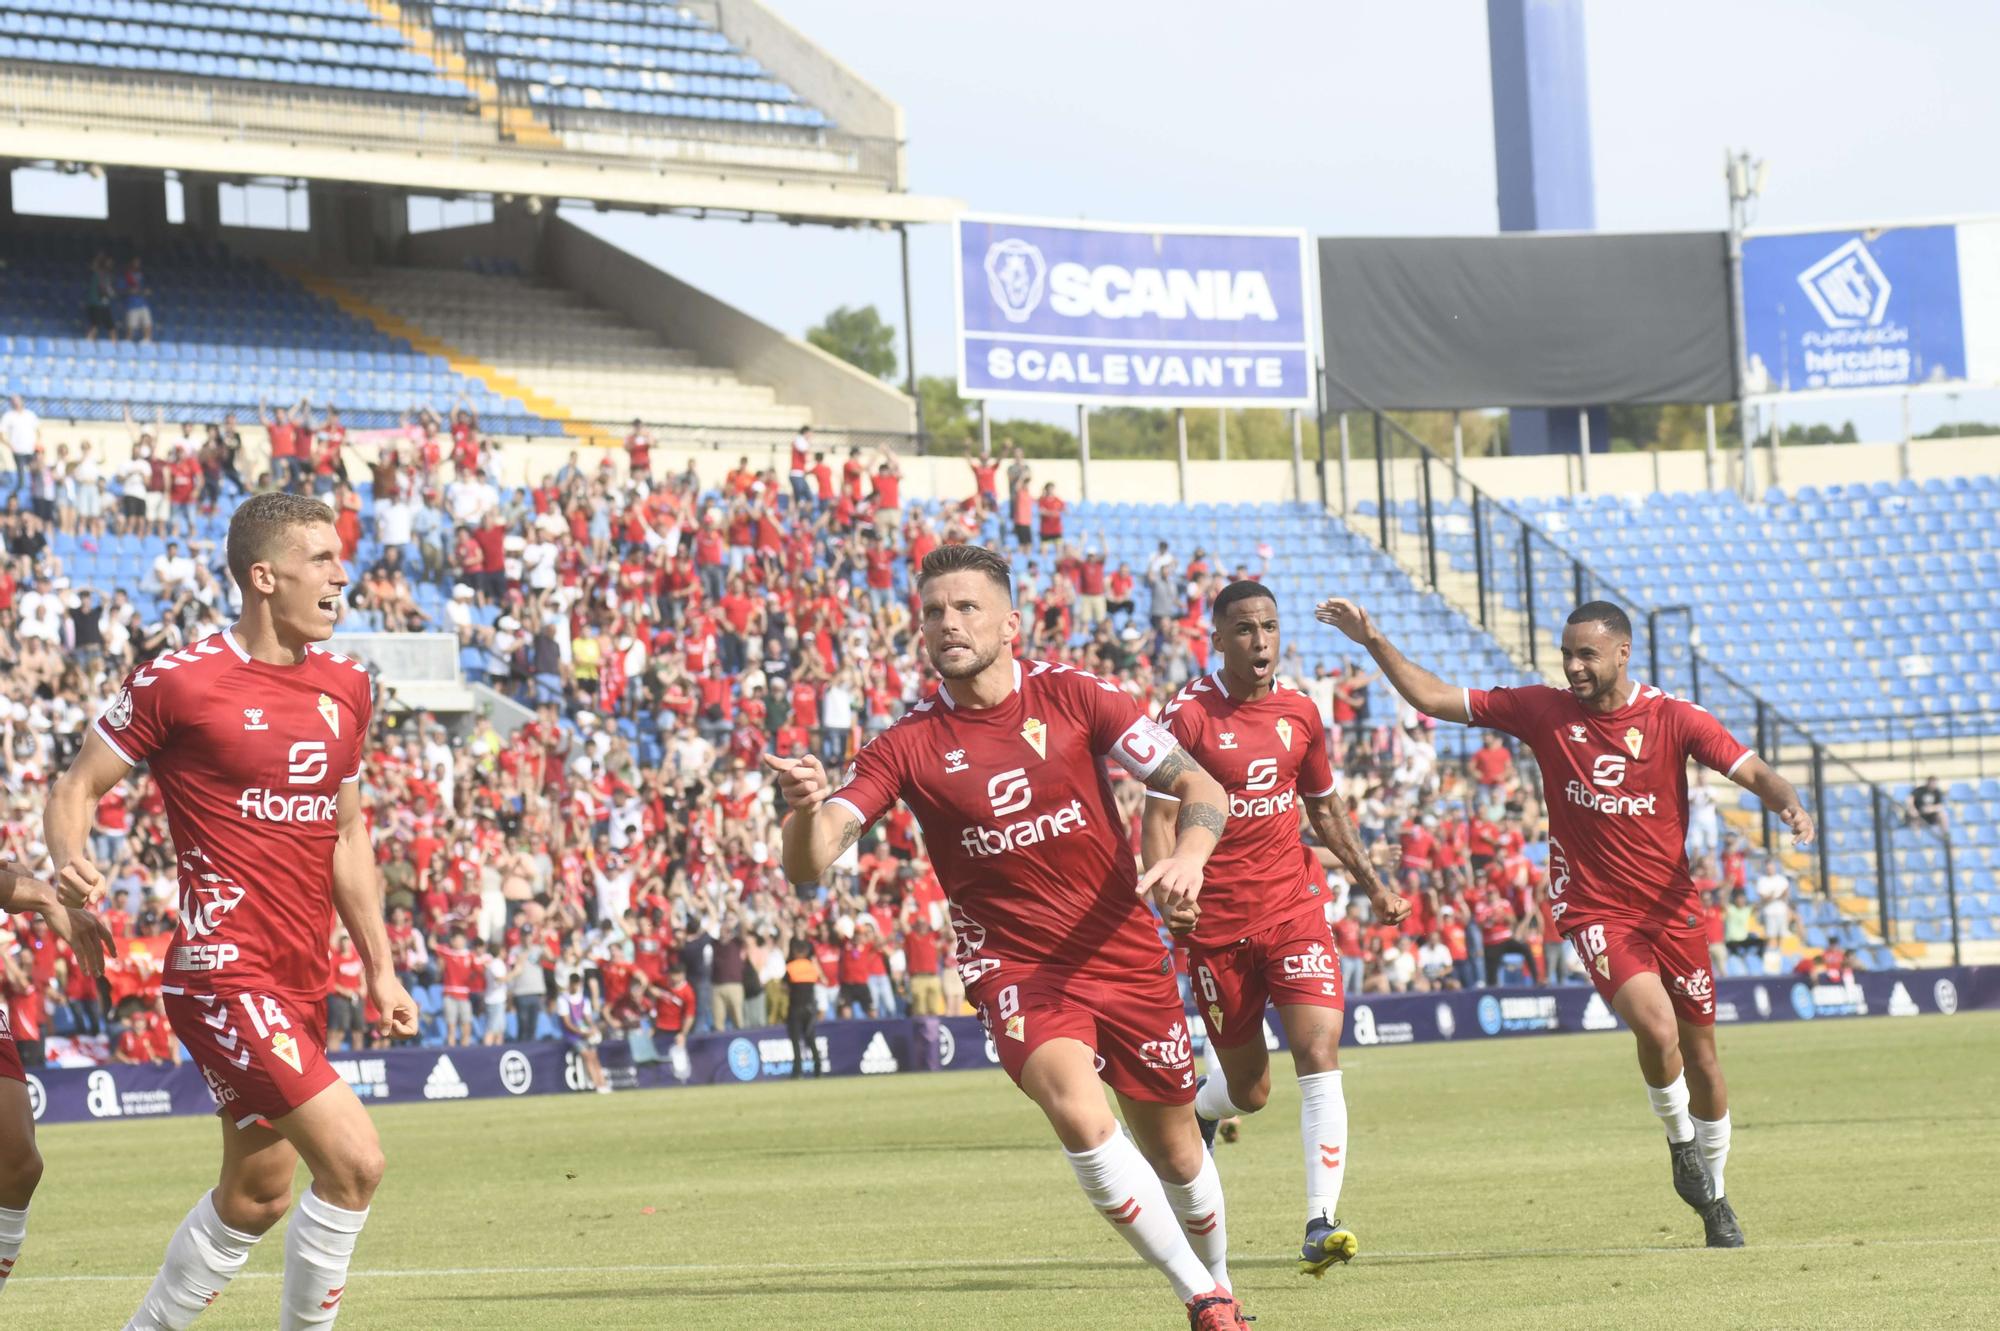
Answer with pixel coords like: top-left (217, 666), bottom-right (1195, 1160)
top-left (0, 408), bottom-right (1838, 1070)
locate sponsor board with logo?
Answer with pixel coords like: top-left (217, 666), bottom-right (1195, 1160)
top-left (955, 214), bottom-right (1314, 406)
top-left (24, 972), bottom-right (1995, 1121)
top-left (1741, 222), bottom-right (2000, 394)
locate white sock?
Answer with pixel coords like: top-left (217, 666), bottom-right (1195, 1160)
top-left (126, 1191), bottom-right (263, 1331)
top-left (280, 1189), bottom-right (368, 1329)
top-left (1300, 1070), bottom-right (1349, 1223)
top-left (1647, 1073), bottom-right (1694, 1143)
top-left (0, 1203), bottom-right (25, 1293)
top-left (1064, 1135), bottom-right (1216, 1303)
top-left (1160, 1149), bottom-right (1230, 1293)
top-left (1692, 1112), bottom-right (1731, 1198)
top-left (1194, 1075), bottom-right (1246, 1123)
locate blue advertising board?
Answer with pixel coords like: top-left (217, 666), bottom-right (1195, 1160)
top-left (1741, 225), bottom-right (1966, 394)
top-left (21, 969), bottom-right (1991, 1124)
top-left (955, 214), bottom-right (1315, 406)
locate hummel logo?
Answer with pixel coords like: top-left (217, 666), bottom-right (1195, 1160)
top-left (1568, 724), bottom-right (1588, 742)
top-left (242, 708), bottom-right (268, 731)
top-left (1217, 732), bottom-right (1238, 750)
top-left (944, 748), bottom-right (969, 774)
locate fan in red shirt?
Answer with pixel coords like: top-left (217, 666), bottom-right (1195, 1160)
top-left (46, 493), bottom-right (418, 1326)
top-left (764, 544), bottom-right (1249, 1329)
top-left (1142, 581), bottom-right (1407, 1276)
top-left (1316, 594), bottom-right (1815, 1251)
top-left (1, 863), bottom-right (115, 1292)
top-left (1036, 483), bottom-right (1065, 552)
top-left (434, 929), bottom-right (480, 1047)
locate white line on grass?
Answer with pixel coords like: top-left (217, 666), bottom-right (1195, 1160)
top-left (13, 1234), bottom-right (1994, 1286)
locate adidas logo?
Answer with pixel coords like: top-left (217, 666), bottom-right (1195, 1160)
top-left (1887, 982), bottom-right (1919, 1018)
top-left (860, 1030), bottom-right (898, 1075)
top-left (1581, 993), bottom-right (1619, 1032)
top-left (422, 1055), bottom-right (469, 1100)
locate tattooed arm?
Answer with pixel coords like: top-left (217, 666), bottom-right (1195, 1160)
top-left (1133, 746), bottom-right (1227, 922)
top-left (1304, 789), bottom-right (1410, 926)
top-left (764, 752), bottom-right (867, 885)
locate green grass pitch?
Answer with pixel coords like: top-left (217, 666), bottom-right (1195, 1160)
top-left (11, 1013), bottom-right (1999, 1329)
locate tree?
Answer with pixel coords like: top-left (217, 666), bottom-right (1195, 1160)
top-left (807, 305), bottom-right (898, 381)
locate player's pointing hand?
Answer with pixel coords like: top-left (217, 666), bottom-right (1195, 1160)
top-left (762, 752), bottom-right (832, 812)
top-left (1314, 597), bottom-right (1373, 643)
top-left (56, 853), bottom-right (106, 909)
top-left (1136, 854), bottom-right (1204, 935)
top-left (1780, 805), bottom-right (1816, 848)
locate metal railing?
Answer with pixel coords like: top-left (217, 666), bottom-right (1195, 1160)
top-left (1336, 397), bottom-right (1965, 963)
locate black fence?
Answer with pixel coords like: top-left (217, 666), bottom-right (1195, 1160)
top-left (1344, 404), bottom-right (1966, 964)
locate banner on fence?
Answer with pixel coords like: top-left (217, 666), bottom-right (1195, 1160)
top-left (955, 214), bottom-right (1314, 406)
top-left (22, 969), bottom-right (1989, 1123)
top-left (1742, 220), bottom-right (2000, 395)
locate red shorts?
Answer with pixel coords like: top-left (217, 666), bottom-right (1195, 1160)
top-left (970, 963), bottom-right (1195, 1106)
top-left (1184, 908), bottom-right (1345, 1048)
top-left (165, 989), bottom-right (339, 1128)
top-left (0, 1031), bottom-right (22, 1084)
top-left (1567, 916), bottom-right (1716, 1027)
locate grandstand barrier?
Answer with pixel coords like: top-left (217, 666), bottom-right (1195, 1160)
top-left (24, 968), bottom-right (1994, 1123)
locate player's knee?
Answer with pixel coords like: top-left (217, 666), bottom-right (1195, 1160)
top-left (223, 1177), bottom-right (296, 1233)
top-left (0, 1144), bottom-right (44, 1204)
top-left (1230, 1070), bottom-right (1272, 1113)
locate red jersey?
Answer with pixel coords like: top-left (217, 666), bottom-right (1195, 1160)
top-left (653, 980), bottom-right (696, 1032)
top-left (435, 944), bottom-right (478, 1000)
top-left (1465, 681), bottom-right (1751, 933)
top-left (92, 629), bottom-right (373, 1002)
top-left (1155, 672), bottom-right (1335, 948)
top-left (828, 660), bottom-right (1181, 983)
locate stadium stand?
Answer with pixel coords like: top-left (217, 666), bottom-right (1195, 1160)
top-left (1391, 477), bottom-right (2000, 741)
top-left (310, 264), bottom-right (817, 432)
top-left (0, 233), bottom-right (559, 431)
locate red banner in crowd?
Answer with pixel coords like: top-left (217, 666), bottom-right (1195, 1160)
top-left (106, 932), bottom-right (176, 1004)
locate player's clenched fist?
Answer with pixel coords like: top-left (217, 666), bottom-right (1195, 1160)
top-left (1136, 855), bottom-right (1204, 935)
top-left (1314, 597), bottom-right (1373, 642)
top-left (762, 752), bottom-right (832, 811)
top-left (371, 973), bottom-right (420, 1040)
top-left (1370, 888), bottom-right (1412, 929)
top-left (56, 853), bottom-right (106, 909)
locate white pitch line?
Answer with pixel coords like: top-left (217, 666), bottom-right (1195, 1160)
top-left (10, 1235), bottom-right (1994, 1286)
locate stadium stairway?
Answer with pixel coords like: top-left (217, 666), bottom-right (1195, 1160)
top-left (287, 266), bottom-right (591, 442)
top-left (316, 265), bottom-right (816, 439)
top-left (354, 0), bottom-right (560, 148)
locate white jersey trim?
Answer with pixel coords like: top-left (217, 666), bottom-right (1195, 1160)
top-left (1725, 750), bottom-right (1754, 778)
top-left (1462, 687), bottom-right (1473, 725)
top-left (92, 718), bottom-right (139, 766)
top-left (221, 626), bottom-right (252, 662)
top-left (826, 795), bottom-right (870, 829)
top-left (1301, 778), bottom-right (1338, 799)
top-left (936, 660), bottom-right (1021, 711)
top-left (1143, 788), bottom-right (1180, 802)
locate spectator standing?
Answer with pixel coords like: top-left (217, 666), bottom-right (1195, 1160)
top-left (710, 922), bottom-right (747, 1032)
top-left (121, 256), bottom-right (154, 342)
top-left (557, 973), bottom-right (611, 1094)
top-left (1723, 887), bottom-right (1759, 964)
top-left (784, 939), bottom-right (826, 1077)
top-left (84, 252), bottom-right (118, 341)
top-left (788, 425), bottom-right (814, 508)
top-left (680, 919), bottom-right (716, 1033)
top-left (479, 939), bottom-right (510, 1046)
top-left (436, 928), bottom-right (479, 1046)
top-left (1753, 860), bottom-right (1795, 973)
top-left (903, 915), bottom-right (944, 1016)
top-left (1687, 770), bottom-right (1721, 860)
top-left (509, 934), bottom-right (549, 1038)
top-left (3, 396), bottom-right (38, 495)
top-left (327, 932), bottom-right (368, 1051)
top-left (1036, 481), bottom-right (1065, 552)
top-left (1905, 776), bottom-right (1947, 832)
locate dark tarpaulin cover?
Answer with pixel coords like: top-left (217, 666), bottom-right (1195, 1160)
top-left (1318, 232), bottom-right (1737, 409)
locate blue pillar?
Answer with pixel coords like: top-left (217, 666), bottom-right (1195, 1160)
top-left (1488, 0), bottom-right (1605, 457)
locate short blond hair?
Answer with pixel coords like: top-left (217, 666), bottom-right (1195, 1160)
top-left (226, 491), bottom-right (335, 590)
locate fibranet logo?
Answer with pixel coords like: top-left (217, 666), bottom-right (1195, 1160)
top-left (960, 768), bottom-right (1089, 858)
top-left (1565, 781), bottom-right (1657, 817)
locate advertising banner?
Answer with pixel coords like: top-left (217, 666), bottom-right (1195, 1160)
top-left (22, 969), bottom-right (1989, 1123)
top-left (1741, 223), bottom-right (1985, 394)
top-left (955, 214), bottom-right (1314, 406)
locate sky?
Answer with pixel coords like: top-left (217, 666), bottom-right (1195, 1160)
top-left (567, 0), bottom-right (2000, 437)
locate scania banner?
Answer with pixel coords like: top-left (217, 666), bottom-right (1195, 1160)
top-left (955, 214), bottom-right (1314, 406)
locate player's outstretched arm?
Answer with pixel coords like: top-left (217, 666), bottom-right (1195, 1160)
top-left (45, 728), bottom-right (134, 908)
top-left (763, 753), bottom-right (866, 884)
top-left (332, 782), bottom-right (419, 1039)
top-left (1314, 597), bottom-right (1470, 724)
top-left (1727, 755), bottom-right (1816, 847)
top-left (1303, 791), bottom-right (1410, 926)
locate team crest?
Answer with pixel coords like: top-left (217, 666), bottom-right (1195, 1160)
top-left (1207, 1003), bottom-right (1224, 1032)
top-left (1623, 727), bottom-right (1644, 758)
top-left (1005, 1013), bottom-right (1025, 1042)
top-left (105, 688), bottom-right (134, 731)
top-left (1275, 718), bottom-right (1294, 751)
top-left (1020, 717), bottom-right (1047, 760)
top-left (317, 693), bottom-right (340, 738)
top-left (1595, 955), bottom-right (1611, 979)
top-left (270, 1031), bottom-right (303, 1073)
top-left (1217, 732), bottom-right (1238, 750)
